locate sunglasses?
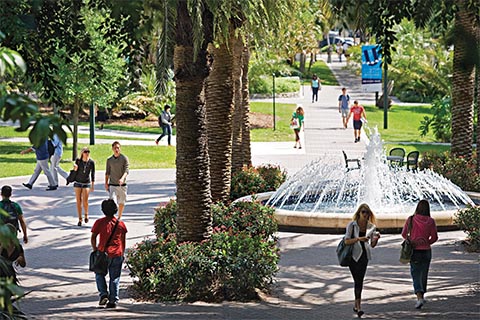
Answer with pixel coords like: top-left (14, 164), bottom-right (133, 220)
top-left (83, 150), bottom-right (90, 153)
top-left (361, 210), bottom-right (369, 215)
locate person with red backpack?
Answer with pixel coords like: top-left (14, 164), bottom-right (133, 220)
top-left (0, 186), bottom-right (28, 244)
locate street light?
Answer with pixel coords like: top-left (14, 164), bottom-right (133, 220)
top-left (272, 73), bottom-right (276, 131)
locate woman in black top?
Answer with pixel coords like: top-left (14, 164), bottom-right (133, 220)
top-left (73, 147), bottom-right (95, 226)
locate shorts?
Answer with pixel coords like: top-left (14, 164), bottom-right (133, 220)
top-left (341, 108), bottom-right (349, 118)
top-left (353, 120), bottom-right (362, 130)
top-left (74, 182), bottom-right (91, 188)
top-left (109, 185), bottom-right (127, 204)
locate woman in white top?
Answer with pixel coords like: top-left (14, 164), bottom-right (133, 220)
top-left (344, 203), bottom-right (381, 318)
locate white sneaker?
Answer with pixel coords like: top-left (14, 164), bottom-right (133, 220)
top-left (415, 300), bottom-right (424, 309)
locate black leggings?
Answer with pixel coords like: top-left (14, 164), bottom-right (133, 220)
top-left (349, 250), bottom-right (368, 299)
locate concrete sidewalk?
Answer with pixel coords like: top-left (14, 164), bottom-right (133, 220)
top-left (1, 57), bottom-right (478, 319)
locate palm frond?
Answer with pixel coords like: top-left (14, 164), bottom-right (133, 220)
top-left (155, 0), bottom-right (176, 96)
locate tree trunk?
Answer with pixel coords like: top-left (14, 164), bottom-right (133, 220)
top-left (299, 51), bottom-right (306, 73)
top-left (451, 1), bottom-right (476, 159)
top-left (174, 1), bottom-right (213, 242)
top-left (240, 43), bottom-right (252, 167)
top-left (205, 30), bottom-right (235, 203)
top-left (241, 42), bottom-right (252, 167)
top-left (231, 33), bottom-right (244, 175)
top-left (476, 19), bottom-right (480, 173)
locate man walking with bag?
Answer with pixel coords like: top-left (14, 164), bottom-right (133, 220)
top-left (91, 199), bottom-right (127, 308)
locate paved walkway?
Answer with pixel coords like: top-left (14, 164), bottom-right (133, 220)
top-left (1, 57), bottom-right (478, 319)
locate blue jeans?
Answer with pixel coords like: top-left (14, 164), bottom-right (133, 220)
top-left (410, 249), bottom-right (431, 294)
top-left (95, 256), bottom-right (124, 303)
top-left (157, 124), bottom-right (172, 145)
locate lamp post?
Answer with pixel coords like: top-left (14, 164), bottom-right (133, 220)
top-left (272, 73), bottom-right (276, 131)
top-left (89, 103), bottom-right (95, 145)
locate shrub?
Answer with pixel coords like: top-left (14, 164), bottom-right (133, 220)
top-left (419, 97), bottom-right (451, 142)
top-left (419, 151), bottom-right (480, 192)
top-left (455, 205), bottom-right (480, 252)
top-left (249, 76), bottom-right (300, 95)
top-left (256, 164), bottom-right (287, 191)
top-left (230, 165), bottom-right (287, 201)
top-left (127, 201), bottom-right (279, 302)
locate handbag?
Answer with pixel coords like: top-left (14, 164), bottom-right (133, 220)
top-left (399, 215), bottom-right (414, 264)
top-left (290, 118), bottom-right (300, 129)
top-left (89, 220), bottom-right (119, 275)
top-left (336, 227), bottom-right (354, 267)
top-left (66, 159), bottom-right (80, 185)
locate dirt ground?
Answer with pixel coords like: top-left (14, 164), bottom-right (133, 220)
top-left (104, 112), bottom-right (272, 129)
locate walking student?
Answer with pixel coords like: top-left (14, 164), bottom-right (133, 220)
top-left (91, 199), bottom-right (127, 309)
top-left (338, 88), bottom-right (351, 129)
top-left (72, 147), bottom-right (95, 226)
top-left (344, 203), bottom-right (380, 318)
top-left (402, 199), bottom-right (438, 309)
top-left (50, 133), bottom-right (69, 187)
top-left (20, 139), bottom-right (57, 190)
top-left (0, 185), bottom-right (28, 244)
top-left (155, 105), bottom-right (173, 146)
top-left (291, 105), bottom-right (305, 149)
top-left (346, 100), bottom-right (366, 143)
top-left (311, 74), bottom-right (321, 103)
top-left (105, 141), bottom-right (129, 219)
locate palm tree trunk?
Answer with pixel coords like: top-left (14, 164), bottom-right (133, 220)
top-left (240, 43), bottom-right (252, 167)
top-left (174, 1), bottom-right (213, 242)
top-left (206, 33), bottom-right (235, 203)
top-left (451, 1), bottom-right (476, 159)
top-left (231, 33), bottom-right (244, 175)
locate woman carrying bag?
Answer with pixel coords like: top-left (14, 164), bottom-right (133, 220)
top-left (344, 203), bottom-right (380, 318)
top-left (401, 199), bottom-right (438, 309)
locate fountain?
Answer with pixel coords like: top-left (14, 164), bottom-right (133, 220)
top-left (265, 128), bottom-right (475, 231)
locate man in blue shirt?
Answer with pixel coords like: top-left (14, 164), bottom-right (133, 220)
top-left (338, 87), bottom-right (351, 129)
top-left (50, 134), bottom-right (69, 187)
top-left (20, 139), bottom-right (57, 190)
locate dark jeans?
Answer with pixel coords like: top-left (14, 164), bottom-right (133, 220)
top-left (349, 250), bottom-right (368, 299)
top-left (410, 249), bottom-right (432, 294)
top-left (157, 124), bottom-right (172, 145)
top-left (95, 256), bottom-right (124, 304)
top-left (312, 87), bottom-right (319, 102)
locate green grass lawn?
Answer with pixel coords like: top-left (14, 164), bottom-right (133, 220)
top-left (364, 104), bottom-right (435, 142)
top-left (0, 141), bottom-right (176, 178)
top-left (250, 101), bottom-right (297, 142)
top-left (296, 60), bottom-right (339, 86)
top-left (383, 143), bottom-right (450, 156)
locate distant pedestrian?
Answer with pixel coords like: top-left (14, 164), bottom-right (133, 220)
top-left (402, 200), bottom-right (438, 309)
top-left (50, 134), bottom-right (69, 187)
top-left (344, 203), bottom-right (380, 318)
top-left (291, 105), bottom-right (304, 149)
top-left (20, 140), bottom-right (57, 191)
top-left (0, 223), bottom-right (27, 268)
top-left (155, 105), bottom-right (173, 146)
top-left (346, 100), bottom-right (366, 143)
top-left (311, 74), bottom-right (321, 103)
top-left (338, 88), bottom-right (351, 129)
top-left (105, 141), bottom-right (129, 219)
top-left (0, 185), bottom-right (28, 244)
top-left (337, 42), bottom-right (343, 62)
top-left (72, 147), bottom-right (95, 227)
top-left (91, 199), bottom-right (128, 309)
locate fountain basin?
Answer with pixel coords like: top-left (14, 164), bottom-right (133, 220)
top-left (244, 192), bottom-right (473, 233)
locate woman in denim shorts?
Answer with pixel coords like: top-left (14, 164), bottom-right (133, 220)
top-left (72, 147), bottom-right (95, 226)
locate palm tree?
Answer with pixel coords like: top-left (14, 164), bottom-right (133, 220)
top-left (231, 33), bottom-right (245, 175)
top-left (205, 27), bottom-right (236, 203)
top-left (174, 0), bottom-right (214, 242)
top-left (450, 1), bottom-right (476, 158)
top-left (240, 43), bottom-right (252, 167)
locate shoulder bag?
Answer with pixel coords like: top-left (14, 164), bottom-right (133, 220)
top-left (399, 215), bottom-right (414, 264)
top-left (336, 225), bottom-right (355, 267)
top-left (89, 220), bottom-right (119, 275)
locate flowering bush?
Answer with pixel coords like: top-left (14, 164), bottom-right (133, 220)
top-left (455, 205), bottom-right (480, 252)
top-left (230, 165), bottom-right (287, 201)
top-left (419, 151), bottom-right (480, 192)
top-left (127, 201), bottom-right (279, 302)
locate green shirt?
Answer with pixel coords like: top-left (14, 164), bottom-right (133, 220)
top-left (0, 200), bottom-right (23, 216)
top-left (292, 112), bottom-right (304, 128)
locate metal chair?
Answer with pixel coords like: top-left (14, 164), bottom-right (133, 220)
top-left (406, 151), bottom-right (420, 172)
top-left (342, 150), bottom-right (361, 171)
top-left (387, 147), bottom-right (405, 166)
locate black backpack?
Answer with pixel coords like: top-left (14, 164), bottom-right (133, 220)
top-left (1, 200), bottom-right (20, 231)
top-left (47, 139), bottom-right (56, 158)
